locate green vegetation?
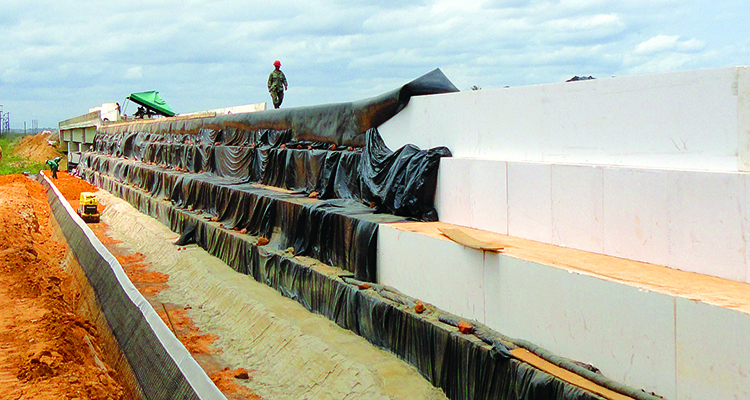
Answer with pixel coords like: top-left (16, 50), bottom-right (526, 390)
top-left (0, 134), bottom-right (47, 175)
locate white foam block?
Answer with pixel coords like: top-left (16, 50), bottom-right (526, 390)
top-left (436, 157), bottom-right (750, 283)
top-left (380, 67), bottom-right (745, 172)
top-left (745, 174), bottom-right (750, 281)
top-left (377, 225), bottom-right (486, 321)
top-left (676, 298), bottom-right (750, 400)
top-left (550, 164), bottom-right (604, 253)
top-left (602, 167), bottom-right (670, 267)
top-left (483, 254), bottom-right (677, 399)
top-left (435, 158), bottom-right (508, 234)
top-left (666, 170), bottom-right (747, 282)
top-left (507, 162), bottom-right (552, 243)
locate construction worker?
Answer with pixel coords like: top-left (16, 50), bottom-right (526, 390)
top-left (46, 156), bottom-right (61, 179)
top-left (134, 106), bottom-right (146, 119)
top-left (267, 60), bottom-right (288, 109)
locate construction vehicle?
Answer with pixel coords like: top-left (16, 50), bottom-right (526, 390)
top-left (77, 193), bottom-right (100, 223)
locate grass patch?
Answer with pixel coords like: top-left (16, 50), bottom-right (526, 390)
top-left (0, 134), bottom-right (49, 175)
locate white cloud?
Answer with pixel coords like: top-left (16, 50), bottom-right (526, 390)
top-left (544, 13), bottom-right (622, 30)
top-left (677, 38), bottom-right (705, 52)
top-left (0, 0), bottom-right (747, 128)
top-left (634, 35), bottom-right (680, 54)
top-left (124, 66), bottom-right (143, 80)
top-left (634, 35), bottom-right (705, 55)
top-left (559, 0), bottom-right (610, 10)
top-left (626, 53), bottom-right (694, 75)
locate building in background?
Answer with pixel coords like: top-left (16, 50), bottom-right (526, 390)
top-left (58, 103), bottom-right (120, 170)
top-left (58, 101), bottom-right (266, 171)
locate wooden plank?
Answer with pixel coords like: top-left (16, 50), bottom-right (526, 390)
top-left (389, 221), bottom-right (750, 315)
top-left (510, 348), bottom-right (636, 400)
top-left (438, 227), bottom-right (504, 252)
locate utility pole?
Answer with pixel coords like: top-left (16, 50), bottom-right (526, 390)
top-left (0, 105), bottom-right (9, 136)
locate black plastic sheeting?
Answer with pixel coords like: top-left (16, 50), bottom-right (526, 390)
top-left (89, 127), bottom-right (449, 221)
top-left (39, 175), bottom-right (211, 400)
top-left (89, 69), bottom-right (456, 221)
top-left (99, 68), bottom-right (458, 147)
top-left (81, 172), bottom-right (614, 400)
top-left (81, 119), bottom-right (448, 279)
top-left (79, 162), bottom-right (405, 282)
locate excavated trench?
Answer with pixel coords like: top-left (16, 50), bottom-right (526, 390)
top-left (0, 173), bottom-right (131, 399)
top-left (93, 188), bottom-right (448, 400)
top-left (2, 168), bottom-right (652, 400)
top-left (42, 171), bottom-right (448, 399)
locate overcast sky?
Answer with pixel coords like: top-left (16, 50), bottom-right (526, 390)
top-left (1, 0), bottom-right (748, 129)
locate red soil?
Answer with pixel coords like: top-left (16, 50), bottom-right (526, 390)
top-left (13, 132), bottom-right (66, 169)
top-left (0, 174), bottom-right (124, 399)
top-left (50, 172), bottom-right (262, 399)
top-left (210, 367), bottom-right (262, 400)
top-left (43, 170), bottom-right (97, 201)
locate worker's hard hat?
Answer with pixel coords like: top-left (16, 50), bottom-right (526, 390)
top-left (273, 60), bottom-right (281, 67)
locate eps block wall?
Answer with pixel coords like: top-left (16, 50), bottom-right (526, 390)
top-left (379, 66), bottom-right (750, 283)
top-left (435, 159), bottom-right (750, 283)
top-left (376, 65), bottom-right (750, 399)
top-left (379, 66), bottom-right (750, 172)
top-left (377, 225), bottom-right (750, 400)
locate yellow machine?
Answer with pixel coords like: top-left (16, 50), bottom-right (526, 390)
top-left (77, 193), bottom-right (100, 223)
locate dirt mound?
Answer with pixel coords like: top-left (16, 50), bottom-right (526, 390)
top-left (13, 132), bottom-right (65, 167)
top-left (43, 170), bottom-right (99, 201)
top-left (0, 174), bottom-right (124, 399)
top-left (211, 367), bottom-right (261, 399)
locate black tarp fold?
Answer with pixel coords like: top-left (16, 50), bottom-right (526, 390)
top-left (99, 68), bottom-right (457, 147)
top-left (82, 165), bottom-right (402, 280)
top-left (88, 127), bottom-right (449, 221)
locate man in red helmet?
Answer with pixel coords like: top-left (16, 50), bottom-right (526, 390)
top-left (267, 60), bottom-right (288, 109)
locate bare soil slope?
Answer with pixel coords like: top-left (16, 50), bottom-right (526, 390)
top-left (0, 174), bottom-right (124, 399)
top-left (12, 132), bottom-right (66, 169)
top-left (50, 171), bottom-right (262, 399)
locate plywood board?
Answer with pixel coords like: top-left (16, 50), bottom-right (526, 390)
top-left (387, 221), bottom-right (750, 314)
top-left (511, 348), bottom-right (635, 400)
top-left (439, 227), bottom-right (504, 252)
